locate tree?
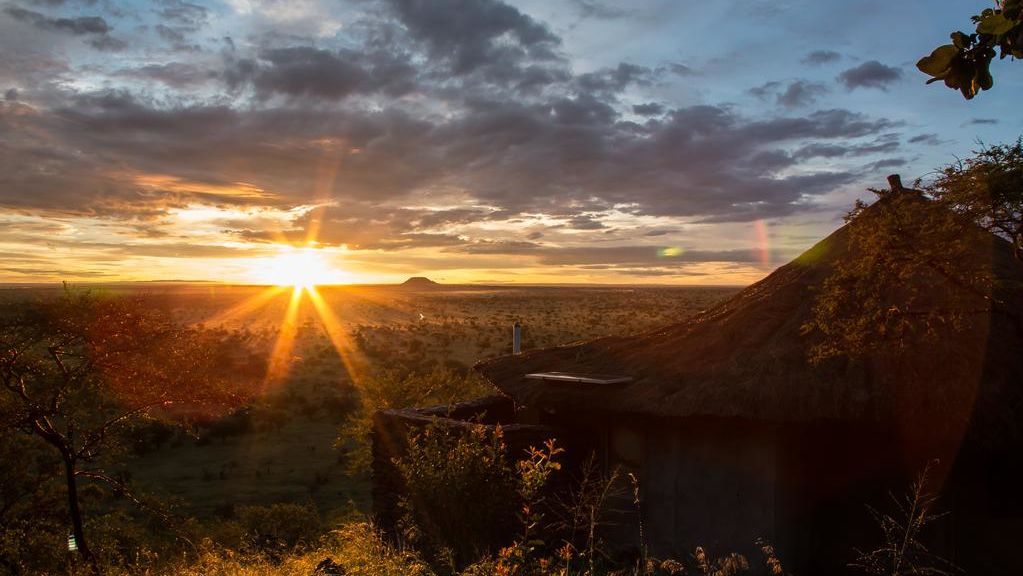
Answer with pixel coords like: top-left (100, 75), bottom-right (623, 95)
top-left (928, 138), bottom-right (1023, 263)
top-left (918, 1), bottom-right (1022, 99)
top-left (805, 139), bottom-right (1023, 360)
top-left (0, 288), bottom-right (259, 571)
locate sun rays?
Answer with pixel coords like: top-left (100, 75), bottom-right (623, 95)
top-left (250, 246), bottom-right (352, 288)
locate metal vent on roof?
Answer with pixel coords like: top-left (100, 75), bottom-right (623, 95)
top-left (525, 372), bottom-right (633, 385)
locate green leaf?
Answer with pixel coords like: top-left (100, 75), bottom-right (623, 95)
top-left (950, 31), bottom-right (971, 49)
top-left (917, 44), bottom-right (958, 76)
top-left (977, 13), bottom-right (1016, 36)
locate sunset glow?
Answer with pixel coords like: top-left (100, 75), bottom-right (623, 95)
top-left (0, 1), bottom-right (1017, 287)
top-left (250, 247), bottom-right (352, 288)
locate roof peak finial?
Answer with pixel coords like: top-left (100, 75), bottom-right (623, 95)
top-left (887, 174), bottom-right (903, 194)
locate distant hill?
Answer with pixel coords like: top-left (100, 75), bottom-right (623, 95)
top-left (400, 277), bottom-right (441, 290)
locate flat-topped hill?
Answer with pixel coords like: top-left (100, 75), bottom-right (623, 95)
top-left (400, 276), bottom-right (441, 289)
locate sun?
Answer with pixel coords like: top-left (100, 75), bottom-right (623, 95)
top-left (252, 246), bottom-right (349, 288)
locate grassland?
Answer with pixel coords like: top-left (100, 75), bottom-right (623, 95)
top-left (3, 282), bottom-right (738, 520)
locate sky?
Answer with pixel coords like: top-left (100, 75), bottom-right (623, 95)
top-left (0, 0), bottom-right (1020, 285)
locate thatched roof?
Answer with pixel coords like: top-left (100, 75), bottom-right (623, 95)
top-left (476, 181), bottom-right (1023, 447)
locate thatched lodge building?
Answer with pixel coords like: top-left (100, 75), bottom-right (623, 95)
top-left (373, 177), bottom-right (1023, 575)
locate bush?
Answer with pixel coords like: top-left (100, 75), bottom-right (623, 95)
top-left (235, 503), bottom-right (323, 557)
top-left (395, 422), bottom-right (519, 571)
top-left (338, 367), bottom-right (495, 474)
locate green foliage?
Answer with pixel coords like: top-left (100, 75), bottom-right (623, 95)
top-left (395, 421), bottom-right (520, 571)
top-left (804, 191), bottom-right (990, 360)
top-left (928, 137), bottom-right (1023, 262)
top-left (0, 288), bottom-right (261, 569)
top-left (918, 1), bottom-right (1022, 99)
top-left (492, 439), bottom-right (565, 576)
top-left (338, 366), bottom-right (495, 474)
top-left (234, 503), bottom-right (323, 557)
top-left (805, 141), bottom-right (1023, 360)
top-left (0, 428), bottom-right (65, 574)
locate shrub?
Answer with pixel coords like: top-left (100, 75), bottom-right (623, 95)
top-left (235, 503), bottom-right (322, 557)
top-left (395, 421), bottom-right (519, 571)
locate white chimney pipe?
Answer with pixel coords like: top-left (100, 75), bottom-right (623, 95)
top-left (512, 322), bottom-right (522, 355)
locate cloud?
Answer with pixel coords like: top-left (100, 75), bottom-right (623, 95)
top-left (865, 158), bottom-right (907, 171)
top-left (117, 62), bottom-right (216, 87)
top-left (3, 6), bottom-right (109, 35)
top-left (2, 5), bottom-right (125, 51)
top-left (0, 0), bottom-right (910, 280)
top-left (157, 0), bottom-right (209, 29)
top-left (793, 135), bottom-right (900, 160)
top-left (632, 102), bottom-right (664, 116)
top-left (967, 118), bottom-right (998, 125)
top-left (837, 60), bottom-right (902, 90)
top-left (748, 81), bottom-right (781, 100)
top-left (445, 243), bottom-right (798, 268)
top-left (577, 63), bottom-right (654, 94)
top-left (802, 50), bottom-right (841, 65)
top-left (908, 133), bottom-right (943, 145)
top-left (776, 80), bottom-right (829, 108)
top-left (568, 0), bottom-right (629, 19)
top-left (385, 0), bottom-right (560, 75)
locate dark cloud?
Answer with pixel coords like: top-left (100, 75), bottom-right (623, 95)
top-left (802, 50), bottom-right (841, 65)
top-left (837, 60), bottom-right (902, 90)
top-left (968, 118), bottom-right (998, 125)
top-left (385, 0), bottom-right (560, 75)
top-left (250, 47), bottom-right (370, 99)
top-left (908, 133), bottom-right (942, 145)
top-left (225, 46), bottom-right (418, 100)
top-left (156, 0), bottom-right (208, 29)
top-left (4, 88), bottom-right (17, 101)
top-left (793, 134), bottom-right (900, 160)
top-left (87, 35), bottom-right (127, 51)
top-left (566, 215), bottom-right (607, 230)
top-left (3, 5), bottom-right (109, 34)
top-left (748, 81), bottom-right (781, 100)
top-left (3, 5), bottom-right (125, 51)
top-left (664, 63), bottom-right (697, 76)
top-left (0, 78), bottom-right (895, 225)
top-left (117, 62), bottom-right (216, 87)
top-left (569, 0), bottom-right (629, 19)
top-left (632, 102), bottom-right (664, 116)
top-left (0, 0), bottom-right (905, 266)
top-left (155, 23), bottom-right (186, 43)
top-left (865, 158), bottom-right (907, 171)
top-left (577, 63), bottom-right (654, 94)
top-left (776, 80), bottom-right (828, 108)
